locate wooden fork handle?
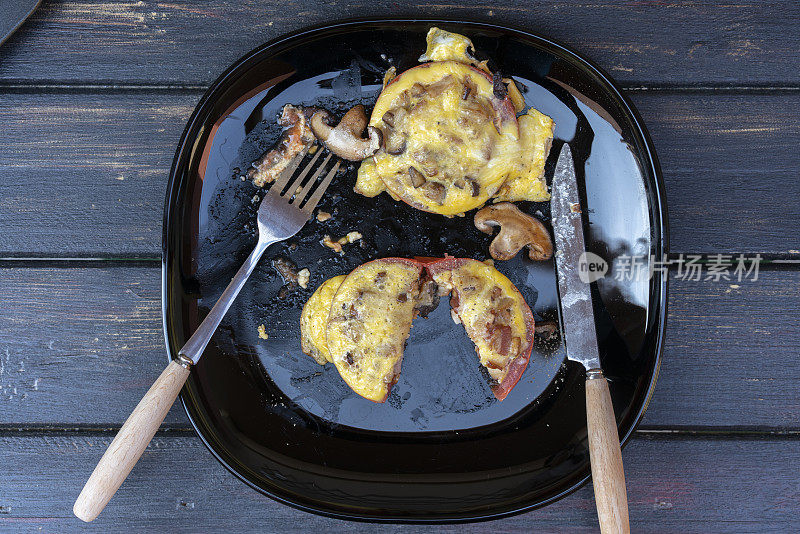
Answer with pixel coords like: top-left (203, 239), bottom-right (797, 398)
top-left (586, 370), bottom-right (630, 534)
top-left (73, 359), bottom-right (191, 522)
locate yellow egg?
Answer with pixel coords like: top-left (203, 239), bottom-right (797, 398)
top-left (300, 274), bottom-right (346, 364)
top-left (354, 28), bottom-right (555, 214)
top-left (494, 109), bottom-right (554, 202)
top-left (364, 60), bottom-right (520, 216)
top-left (429, 258), bottom-right (533, 399)
top-left (326, 259), bottom-right (422, 402)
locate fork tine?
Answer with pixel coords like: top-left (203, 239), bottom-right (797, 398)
top-left (302, 159), bottom-right (341, 214)
top-left (269, 146), bottom-right (309, 195)
top-left (282, 148), bottom-right (323, 198)
top-left (293, 152), bottom-right (333, 205)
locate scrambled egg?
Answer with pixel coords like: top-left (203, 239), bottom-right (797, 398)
top-left (300, 274), bottom-right (346, 364)
top-left (366, 60), bottom-right (520, 215)
top-left (418, 26), bottom-right (478, 65)
top-left (355, 27), bottom-right (554, 215)
top-left (326, 259), bottom-right (422, 402)
top-left (495, 109), bottom-right (554, 202)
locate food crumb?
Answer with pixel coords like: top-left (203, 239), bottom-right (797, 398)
top-left (316, 211), bottom-right (332, 222)
top-left (483, 258), bottom-right (495, 267)
top-left (342, 231), bottom-right (362, 244)
top-left (257, 324), bottom-right (269, 340)
top-left (322, 235), bottom-right (343, 253)
top-left (297, 268), bottom-right (310, 289)
top-left (323, 232), bottom-right (362, 253)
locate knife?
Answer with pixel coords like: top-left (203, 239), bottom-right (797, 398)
top-left (551, 144), bottom-right (630, 533)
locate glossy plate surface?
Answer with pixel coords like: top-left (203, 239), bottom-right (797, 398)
top-left (163, 19), bottom-right (667, 522)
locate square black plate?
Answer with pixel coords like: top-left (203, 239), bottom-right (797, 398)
top-left (163, 19), bottom-right (667, 522)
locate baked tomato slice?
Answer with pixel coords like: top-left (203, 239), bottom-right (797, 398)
top-left (326, 258), bottom-right (424, 403)
top-left (358, 60), bottom-right (520, 216)
top-left (427, 257), bottom-right (535, 400)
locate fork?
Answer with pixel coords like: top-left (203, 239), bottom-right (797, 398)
top-left (74, 149), bottom-right (341, 523)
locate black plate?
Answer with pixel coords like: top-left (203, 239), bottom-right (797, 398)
top-left (163, 19), bottom-right (667, 522)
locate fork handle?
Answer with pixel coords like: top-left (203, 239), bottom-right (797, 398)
top-left (179, 236), bottom-right (273, 363)
top-left (74, 236), bottom-right (273, 522)
top-left (74, 359), bottom-right (190, 522)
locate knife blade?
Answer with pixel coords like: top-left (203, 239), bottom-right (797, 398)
top-left (550, 143), bottom-right (601, 372)
top-left (551, 143), bottom-right (631, 533)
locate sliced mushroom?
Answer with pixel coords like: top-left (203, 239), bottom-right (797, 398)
top-left (465, 177), bottom-right (480, 197)
top-left (310, 105), bottom-right (382, 161)
top-left (385, 132), bottom-right (407, 155)
top-left (381, 110), bottom-right (396, 128)
top-left (408, 166), bottom-right (426, 188)
top-left (426, 75), bottom-right (455, 98)
top-left (415, 279), bottom-right (441, 318)
top-left (421, 181), bottom-right (446, 204)
top-left (492, 71), bottom-right (508, 100)
top-left (474, 202), bottom-right (553, 261)
top-left (462, 77), bottom-right (477, 100)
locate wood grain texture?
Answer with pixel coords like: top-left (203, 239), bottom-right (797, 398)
top-left (2, 433), bottom-right (800, 532)
top-left (0, 1), bottom-right (798, 86)
top-left (0, 91), bottom-right (195, 256)
top-left (1, 91), bottom-right (799, 256)
top-left (586, 376), bottom-right (629, 533)
top-left (1, 266), bottom-right (799, 429)
top-left (0, 265), bottom-right (187, 426)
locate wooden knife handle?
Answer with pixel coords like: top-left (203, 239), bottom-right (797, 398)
top-left (73, 359), bottom-right (191, 522)
top-left (585, 370), bottom-right (630, 534)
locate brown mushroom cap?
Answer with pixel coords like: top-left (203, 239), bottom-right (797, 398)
top-left (474, 202), bottom-right (553, 261)
top-left (309, 105), bottom-right (382, 161)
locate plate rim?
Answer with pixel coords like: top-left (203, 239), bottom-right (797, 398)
top-left (161, 16), bottom-right (669, 523)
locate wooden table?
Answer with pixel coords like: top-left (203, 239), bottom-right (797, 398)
top-left (1, 2), bottom-right (799, 532)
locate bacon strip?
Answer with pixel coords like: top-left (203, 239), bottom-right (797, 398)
top-left (248, 105), bottom-right (316, 187)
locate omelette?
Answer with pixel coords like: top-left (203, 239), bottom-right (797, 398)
top-left (356, 27), bottom-right (555, 215)
top-left (300, 257), bottom-right (535, 402)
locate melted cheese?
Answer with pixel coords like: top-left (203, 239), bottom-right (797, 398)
top-left (326, 260), bottom-right (420, 402)
top-left (431, 260), bottom-right (529, 383)
top-left (368, 61), bottom-right (520, 216)
top-left (495, 109), bottom-right (554, 202)
top-left (300, 275), bottom-right (346, 364)
top-left (356, 28), bottom-right (555, 213)
top-left (354, 156), bottom-right (386, 197)
top-left (418, 27), bottom-right (478, 66)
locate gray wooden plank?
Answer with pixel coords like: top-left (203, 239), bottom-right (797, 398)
top-left (639, 91), bottom-right (800, 255)
top-left (0, 1), bottom-right (798, 86)
top-left (0, 265), bottom-right (188, 426)
top-left (0, 433), bottom-right (798, 532)
top-left (1, 91), bottom-right (799, 256)
top-left (1, 266), bottom-right (798, 428)
top-left (0, 91), bottom-right (195, 257)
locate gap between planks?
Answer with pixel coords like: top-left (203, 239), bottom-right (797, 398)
top-left (1, 81), bottom-right (800, 95)
top-left (1, 425), bottom-right (800, 440)
top-left (1, 254), bottom-right (799, 269)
